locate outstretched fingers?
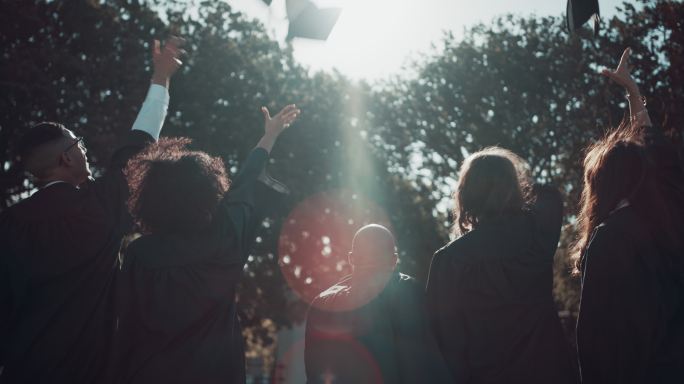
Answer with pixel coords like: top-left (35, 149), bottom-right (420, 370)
top-left (274, 104), bottom-right (298, 118)
top-left (279, 106), bottom-right (301, 127)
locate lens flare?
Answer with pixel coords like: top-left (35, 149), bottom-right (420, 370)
top-left (278, 189), bottom-right (392, 310)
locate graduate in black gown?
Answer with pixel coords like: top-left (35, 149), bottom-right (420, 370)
top-left (305, 224), bottom-right (450, 384)
top-left (0, 37), bottom-right (183, 384)
top-left (426, 147), bottom-right (578, 384)
top-left (574, 48), bottom-right (684, 384)
top-left (111, 105), bottom-right (299, 383)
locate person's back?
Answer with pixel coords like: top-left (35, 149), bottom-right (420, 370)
top-left (429, 190), bottom-right (576, 383)
top-left (112, 105), bottom-right (297, 384)
top-left (114, 195), bottom-right (257, 384)
top-left (305, 224), bottom-right (449, 384)
top-left (426, 148), bottom-right (577, 384)
top-left (0, 139), bottom-right (149, 383)
top-left (577, 205), bottom-right (684, 383)
top-left (573, 47), bottom-right (684, 384)
top-left (0, 40), bottom-right (181, 383)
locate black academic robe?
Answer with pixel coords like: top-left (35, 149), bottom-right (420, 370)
top-left (426, 186), bottom-right (578, 384)
top-left (0, 130), bottom-right (154, 384)
top-left (305, 272), bottom-right (451, 384)
top-left (111, 148), bottom-right (286, 384)
top-left (576, 126), bottom-right (684, 384)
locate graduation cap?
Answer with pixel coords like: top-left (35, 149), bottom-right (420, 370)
top-left (285, 0), bottom-right (342, 40)
top-left (567, 0), bottom-right (600, 35)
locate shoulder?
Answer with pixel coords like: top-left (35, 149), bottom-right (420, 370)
top-left (584, 207), bottom-right (644, 272)
top-left (309, 277), bottom-right (352, 313)
top-left (315, 275), bottom-right (352, 300)
top-left (0, 206), bottom-right (15, 223)
top-left (433, 230), bottom-right (481, 261)
top-left (317, 279), bottom-right (351, 300)
top-left (0, 193), bottom-right (44, 224)
top-left (596, 205), bottom-right (644, 241)
top-left (532, 184), bottom-right (562, 205)
top-left (531, 184), bottom-right (563, 219)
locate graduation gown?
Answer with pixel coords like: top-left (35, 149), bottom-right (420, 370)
top-left (426, 185), bottom-right (578, 384)
top-left (111, 148), bottom-right (286, 384)
top-left (305, 272), bottom-right (451, 384)
top-left (576, 126), bottom-right (684, 384)
top-left (0, 130), bottom-right (154, 383)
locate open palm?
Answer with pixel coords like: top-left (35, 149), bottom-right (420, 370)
top-left (601, 47), bottom-right (638, 93)
top-left (262, 104), bottom-right (300, 136)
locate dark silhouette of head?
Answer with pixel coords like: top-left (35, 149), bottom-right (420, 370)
top-left (125, 137), bottom-right (230, 235)
top-left (17, 121), bottom-right (91, 186)
top-left (453, 147), bottom-right (532, 235)
top-left (348, 224), bottom-right (397, 272)
top-left (573, 122), bottom-right (679, 274)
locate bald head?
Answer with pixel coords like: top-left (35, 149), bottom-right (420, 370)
top-left (349, 224), bottom-right (397, 270)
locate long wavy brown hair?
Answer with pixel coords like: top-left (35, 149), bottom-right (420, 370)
top-left (572, 121), bottom-right (678, 275)
top-left (124, 137), bottom-right (230, 234)
top-left (452, 147), bottom-right (533, 235)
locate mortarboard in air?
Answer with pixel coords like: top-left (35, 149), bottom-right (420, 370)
top-left (567, 0), bottom-right (600, 35)
top-left (286, 0), bottom-right (342, 41)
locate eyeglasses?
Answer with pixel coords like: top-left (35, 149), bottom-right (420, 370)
top-left (64, 136), bottom-right (85, 154)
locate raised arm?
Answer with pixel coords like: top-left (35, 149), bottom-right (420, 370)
top-left (90, 37), bottom-right (184, 220)
top-left (255, 104), bottom-right (300, 153)
top-left (130, 36), bottom-right (184, 141)
top-left (601, 47), bottom-right (652, 129)
top-left (230, 104), bottom-right (300, 188)
top-left (222, 104), bottom-right (300, 260)
top-left (602, 48), bottom-right (684, 220)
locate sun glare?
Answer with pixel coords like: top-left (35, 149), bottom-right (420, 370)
top-left (293, 0), bottom-right (424, 79)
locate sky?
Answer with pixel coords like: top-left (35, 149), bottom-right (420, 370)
top-left (229, 0), bottom-right (627, 80)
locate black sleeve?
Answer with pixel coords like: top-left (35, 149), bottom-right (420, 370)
top-left (426, 250), bottom-right (467, 382)
top-left (85, 130), bottom-right (155, 230)
top-left (531, 184), bottom-right (563, 257)
top-left (221, 148), bottom-right (289, 262)
top-left (576, 225), bottom-right (659, 384)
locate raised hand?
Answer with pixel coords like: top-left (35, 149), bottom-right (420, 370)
top-left (601, 47), bottom-right (638, 94)
top-left (256, 104), bottom-right (301, 153)
top-left (151, 36), bottom-right (185, 87)
top-left (602, 47), bottom-right (651, 128)
top-left (261, 104), bottom-right (301, 137)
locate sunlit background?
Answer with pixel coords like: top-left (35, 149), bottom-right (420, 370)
top-left (230, 0), bottom-right (625, 79)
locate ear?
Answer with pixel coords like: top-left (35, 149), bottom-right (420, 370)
top-left (392, 253), bottom-right (398, 266)
top-left (348, 251), bottom-right (354, 267)
top-left (59, 150), bottom-right (74, 167)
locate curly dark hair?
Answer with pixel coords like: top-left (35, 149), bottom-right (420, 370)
top-left (125, 137), bottom-right (230, 234)
top-left (452, 147), bottom-right (533, 235)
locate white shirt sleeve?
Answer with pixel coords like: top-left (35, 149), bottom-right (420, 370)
top-left (131, 84), bottom-right (169, 140)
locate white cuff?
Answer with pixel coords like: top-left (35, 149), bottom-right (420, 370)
top-left (131, 84), bottom-right (169, 140)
